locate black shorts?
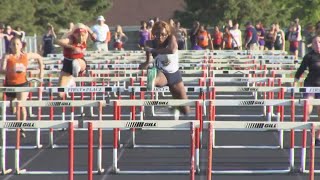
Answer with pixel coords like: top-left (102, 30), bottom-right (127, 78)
top-left (162, 70), bottom-right (183, 86)
top-left (62, 58), bottom-right (87, 75)
top-left (4, 82), bottom-right (29, 99)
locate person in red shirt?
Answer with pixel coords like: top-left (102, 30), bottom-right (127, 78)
top-left (56, 23), bottom-right (96, 98)
top-left (0, 37), bottom-right (44, 137)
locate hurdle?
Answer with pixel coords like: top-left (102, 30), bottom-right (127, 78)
top-left (110, 99), bottom-right (203, 172)
top-left (206, 98), bottom-right (297, 150)
top-left (205, 121), bottom-right (315, 179)
top-left (126, 85), bottom-right (207, 117)
top-left (8, 99), bottom-right (110, 151)
top-left (85, 120), bottom-right (199, 177)
top-left (0, 120), bottom-right (199, 178)
top-left (0, 120), bottom-right (105, 177)
top-left (0, 102), bottom-right (12, 175)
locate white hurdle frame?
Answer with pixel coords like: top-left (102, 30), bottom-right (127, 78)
top-left (110, 99), bottom-right (203, 173)
top-left (205, 121), bottom-right (315, 180)
top-left (86, 120), bottom-right (199, 177)
top-left (0, 120), bottom-right (198, 179)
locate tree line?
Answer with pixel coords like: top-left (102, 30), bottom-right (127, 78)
top-left (174, 0), bottom-right (320, 29)
top-left (0, 0), bottom-right (112, 34)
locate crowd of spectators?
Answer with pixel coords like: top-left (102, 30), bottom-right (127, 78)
top-left (1, 16), bottom-right (320, 57)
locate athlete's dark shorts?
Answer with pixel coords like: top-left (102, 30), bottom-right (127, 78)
top-left (303, 82), bottom-right (320, 99)
top-left (213, 44), bottom-right (222, 50)
top-left (162, 70), bottom-right (183, 86)
top-left (62, 58), bottom-right (87, 75)
top-left (265, 42), bottom-right (274, 50)
top-left (4, 82), bottom-right (29, 99)
top-left (289, 42), bottom-right (299, 53)
top-left (303, 92), bottom-right (320, 99)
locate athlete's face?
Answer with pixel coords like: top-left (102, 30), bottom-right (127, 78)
top-left (73, 29), bottom-right (88, 43)
top-left (10, 39), bottom-right (22, 53)
top-left (154, 28), bottom-right (168, 44)
top-left (312, 36), bottom-right (320, 53)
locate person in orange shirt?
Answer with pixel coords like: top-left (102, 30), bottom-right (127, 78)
top-left (0, 37), bottom-right (44, 137)
top-left (197, 25), bottom-right (213, 50)
top-left (222, 27), bottom-right (233, 50)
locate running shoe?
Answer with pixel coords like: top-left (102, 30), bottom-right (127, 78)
top-left (173, 108), bottom-right (180, 120)
top-left (147, 67), bottom-right (157, 91)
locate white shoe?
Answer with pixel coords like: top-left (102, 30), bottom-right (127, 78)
top-left (72, 60), bottom-right (81, 77)
top-left (173, 108), bottom-right (180, 120)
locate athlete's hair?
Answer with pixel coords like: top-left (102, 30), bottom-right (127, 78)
top-left (10, 36), bottom-right (22, 44)
top-left (151, 21), bottom-right (172, 36)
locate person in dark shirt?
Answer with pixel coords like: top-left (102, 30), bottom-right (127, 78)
top-left (294, 34), bottom-right (320, 145)
top-left (244, 22), bottom-right (258, 50)
top-left (41, 24), bottom-right (57, 57)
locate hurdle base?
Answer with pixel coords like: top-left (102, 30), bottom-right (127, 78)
top-left (211, 168), bottom-right (291, 174)
top-left (132, 144), bottom-right (189, 149)
top-left (98, 168), bottom-right (105, 174)
top-left (3, 145), bottom-right (42, 150)
top-left (115, 169), bottom-right (190, 174)
top-left (19, 170), bottom-right (101, 175)
top-left (50, 144), bottom-right (123, 149)
top-left (213, 145), bottom-right (281, 149)
top-left (303, 169), bottom-right (320, 173)
top-left (15, 169), bottom-right (26, 175)
top-left (0, 168), bottom-right (12, 175)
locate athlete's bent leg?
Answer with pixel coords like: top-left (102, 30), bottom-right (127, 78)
top-left (58, 71), bottom-right (75, 98)
top-left (169, 81), bottom-right (190, 115)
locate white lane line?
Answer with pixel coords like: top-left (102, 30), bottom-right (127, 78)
top-left (3, 131), bottom-right (68, 180)
top-left (100, 135), bottom-right (133, 180)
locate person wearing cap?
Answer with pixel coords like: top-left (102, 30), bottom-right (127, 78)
top-left (91, 15), bottom-right (110, 52)
top-left (56, 23), bottom-right (96, 98)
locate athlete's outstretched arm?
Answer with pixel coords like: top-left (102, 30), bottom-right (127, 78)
top-left (28, 53), bottom-right (44, 79)
top-left (0, 55), bottom-right (8, 74)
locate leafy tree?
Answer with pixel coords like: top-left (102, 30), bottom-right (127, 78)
top-left (174, 0), bottom-right (319, 29)
top-left (0, 0), bottom-right (112, 35)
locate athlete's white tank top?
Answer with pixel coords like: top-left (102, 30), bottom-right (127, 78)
top-left (155, 52), bottom-right (179, 73)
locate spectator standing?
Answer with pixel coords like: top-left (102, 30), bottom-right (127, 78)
top-left (175, 21), bottom-right (187, 50)
top-left (230, 22), bottom-right (242, 50)
top-left (222, 27), bottom-right (233, 50)
top-left (91, 15), bottom-right (110, 52)
top-left (256, 22), bottom-right (265, 50)
top-left (138, 21), bottom-right (151, 50)
top-left (264, 24), bottom-right (276, 50)
top-left (244, 22), bottom-right (259, 50)
top-left (304, 23), bottom-right (314, 53)
top-left (212, 26), bottom-right (223, 50)
top-left (197, 25), bottom-right (213, 50)
top-left (288, 24), bottom-right (299, 60)
top-left (189, 21), bottom-right (200, 49)
top-left (41, 23), bottom-right (57, 57)
top-left (4, 25), bottom-right (15, 53)
top-left (113, 25), bottom-right (128, 51)
top-left (274, 23), bottom-right (286, 51)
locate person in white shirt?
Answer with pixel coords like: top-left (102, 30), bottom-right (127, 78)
top-left (91, 15), bottom-right (110, 51)
top-left (230, 22), bottom-right (242, 50)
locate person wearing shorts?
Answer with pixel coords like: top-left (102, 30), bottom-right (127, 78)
top-left (56, 23), bottom-right (96, 98)
top-left (139, 21), bottom-right (190, 118)
top-left (294, 34), bottom-right (320, 145)
top-left (0, 37), bottom-right (44, 137)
